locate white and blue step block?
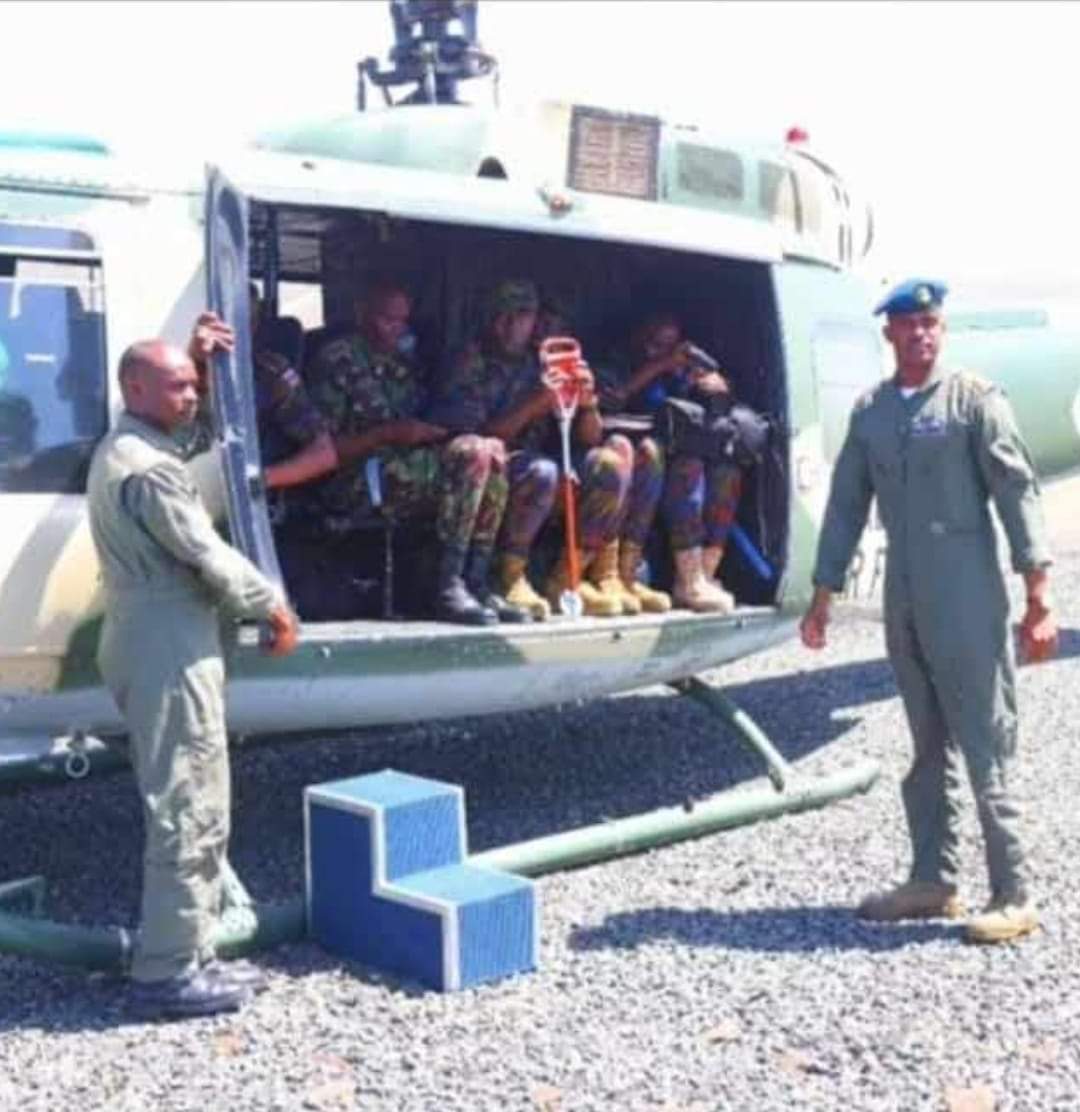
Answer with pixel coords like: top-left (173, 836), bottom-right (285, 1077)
top-left (305, 769), bottom-right (537, 992)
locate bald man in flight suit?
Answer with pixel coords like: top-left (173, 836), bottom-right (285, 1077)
top-left (88, 339), bottom-right (299, 1018)
top-left (801, 278), bottom-right (1058, 944)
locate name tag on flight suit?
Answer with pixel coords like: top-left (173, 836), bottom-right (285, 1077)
top-left (909, 414), bottom-right (947, 438)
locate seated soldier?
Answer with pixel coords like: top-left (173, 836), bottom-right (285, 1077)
top-left (537, 298), bottom-right (670, 615)
top-left (603, 312), bottom-right (741, 613)
top-left (306, 279), bottom-right (519, 627)
top-left (429, 279), bottom-right (650, 620)
top-left (187, 297), bottom-right (339, 492)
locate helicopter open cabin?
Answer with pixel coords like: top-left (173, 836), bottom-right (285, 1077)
top-left (0, 92), bottom-right (885, 779)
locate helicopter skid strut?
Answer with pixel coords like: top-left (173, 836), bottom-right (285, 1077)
top-left (0, 675), bottom-right (879, 972)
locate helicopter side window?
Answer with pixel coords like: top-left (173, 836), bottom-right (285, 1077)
top-left (0, 253), bottom-right (107, 494)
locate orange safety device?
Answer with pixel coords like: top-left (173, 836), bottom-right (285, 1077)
top-left (540, 336), bottom-right (589, 618)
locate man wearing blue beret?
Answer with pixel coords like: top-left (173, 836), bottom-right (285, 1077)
top-left (800, 278), bottom-right (1058, 943)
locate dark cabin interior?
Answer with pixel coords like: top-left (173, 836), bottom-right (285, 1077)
top-left (247, 202), bottom-right (789, 621)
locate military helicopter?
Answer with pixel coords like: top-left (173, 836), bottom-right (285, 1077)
top-left (1, 0), bottom-right (1079, 964)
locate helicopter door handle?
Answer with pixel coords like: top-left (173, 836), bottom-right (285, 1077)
top-left (247, 464), bottom-right (265, 501)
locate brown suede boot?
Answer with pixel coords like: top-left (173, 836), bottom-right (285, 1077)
top-left (672, 547), bottom-right (734, 613)
top-left (856, 880), bottom-right (964, 922)
top-left (702, 543), bottom-right (725, 581)
top-left (965, 898), bottom-right (1039, 944)
top-left (498, 554), bottom-right (550, 621)
top-left (619, 541), bottom-right (671, 614)
top-left (545, 548), bottom-right (621, 617)
top-left (591, 539), bottom-right (641, 615)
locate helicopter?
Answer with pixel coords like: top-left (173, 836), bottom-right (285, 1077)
top-left (1, 0), bottom-right (1079, 966)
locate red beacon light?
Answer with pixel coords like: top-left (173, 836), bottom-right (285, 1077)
top-left (785, 126), bottom-right (810, 145)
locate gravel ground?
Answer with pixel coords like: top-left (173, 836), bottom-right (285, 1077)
top-left (2, 481), bottom-right (1079, 1112)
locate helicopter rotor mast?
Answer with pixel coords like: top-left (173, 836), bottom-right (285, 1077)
top-left (357, 0), bottom-right (498, 110)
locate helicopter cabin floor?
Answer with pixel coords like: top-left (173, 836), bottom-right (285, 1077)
top-left (258, 602), bottom-right (780, 646)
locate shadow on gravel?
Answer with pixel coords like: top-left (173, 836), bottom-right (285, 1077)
top-left (0, 967), bottom-right (147, 1035)
top-left (568, 905), bottom-right (962, 955)
top-left (3, 654), bottom-right (899, 920)
top-left (1, 651), bottom-right (900, 1022)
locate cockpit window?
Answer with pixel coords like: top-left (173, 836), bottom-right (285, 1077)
top-left (0, 248), bottom-right (107, 494)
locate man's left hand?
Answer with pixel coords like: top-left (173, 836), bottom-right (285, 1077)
top-left (1019, 600), bottom-right (1058, 664)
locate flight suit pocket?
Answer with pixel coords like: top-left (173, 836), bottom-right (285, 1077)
top-left (910, 419), bottom-right (980, 532)
top-left (178, 657), bottom-right (229, 847)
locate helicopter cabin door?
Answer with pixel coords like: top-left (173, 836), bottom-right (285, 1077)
top-left (204, 166), bottom-right (284, 590)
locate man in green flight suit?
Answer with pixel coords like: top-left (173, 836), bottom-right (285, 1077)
top-left (801, 278), bottom-right (1059, 944)
top-left (88, 339), bottom-right (299, 1018)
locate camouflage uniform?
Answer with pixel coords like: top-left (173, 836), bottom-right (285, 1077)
top-left (595, 358), bottom-right (732, 552)
top-left (662, 458), bottom-right (743, 551)
top-left (432, 343), bottom-right (644, 555)
top-left (814, 366), bottom-right (1051, 902)
top-left (307, 332), bottom-right (506, 547)
top-left (429, 342), bottom-right (557, 556)
top-left (254, 350), bottom-right (326, 465)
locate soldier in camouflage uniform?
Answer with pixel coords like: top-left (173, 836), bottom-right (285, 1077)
top-left (306, 281), bottom-right (518, 626)
top-left (802, 278), bottom-right (1059, 945)
top-left (186, 306), bottom-right (338, 494)
top-left (598, 312), bottom-right (742, 613)
top-left (88, 339), bottom-right (298, 1019)
top-left (429, 280), bottom-right (647, 620)
top-left (537, 299), bottom-right (670, 615)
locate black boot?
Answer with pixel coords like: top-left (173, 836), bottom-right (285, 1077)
top-left (436, 544), bottom-right (497, 626)
top-left (465, 546), bottom-right (531, 624)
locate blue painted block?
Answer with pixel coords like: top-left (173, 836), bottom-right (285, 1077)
top-left (305, 769), bottom-right (538, 991)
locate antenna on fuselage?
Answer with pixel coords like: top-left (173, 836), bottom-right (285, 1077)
top-left (357, 0), bottom-right (498, 110)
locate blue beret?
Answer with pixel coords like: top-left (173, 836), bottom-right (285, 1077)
top-left (874, 278), bottom-right (948, 316)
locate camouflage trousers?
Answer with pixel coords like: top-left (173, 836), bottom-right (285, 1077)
top-left (499, 450), bottom-right (559, 559)
top-left (663, 457), bottom-right (743, 551)
top-left (499, 435), bottom-right (664, 556)
top-left (372, 434), bottom-right (508, 549)
top-left (578, 434), bottom-right (664, 549)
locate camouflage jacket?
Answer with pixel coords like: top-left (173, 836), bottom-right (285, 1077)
top-left (308, 331), bottom-right (424, 435)
top-left (253, 350), bottom-right (325, 465)
top-left (594, 349), bottom-right (697, 417)
top-left (429, 342), bottom-right (553, 455)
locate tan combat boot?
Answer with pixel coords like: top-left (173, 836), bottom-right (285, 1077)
top-left (619, 541), bottom-right (671, 614)
top-left (672, 547), bottom-right (734, 613)
top-left (499, 554), bottom-right (551, 622)
top-left (702, 543), bottom-right (725, 581)
top-left (856, 880), bottom-right (964, 922)
top-left (965, 898), bottom-right (1039, 944)
top-left (545, 548), bottom-right (621, 617)
top-left (590, 539), bottom-right (641, 615)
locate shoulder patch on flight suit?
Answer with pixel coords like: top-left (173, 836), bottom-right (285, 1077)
top-left (953, 369), bottom-right (998, 396)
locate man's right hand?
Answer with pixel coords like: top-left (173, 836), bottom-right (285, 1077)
top-left (799, 589), bottom-right (832, 650)
top-left (264, 604), bottom-right (299, 657)
top-left (387, 420), bottom-right (449, 447)
top-left (188, 312), bottom-right (234, 367)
